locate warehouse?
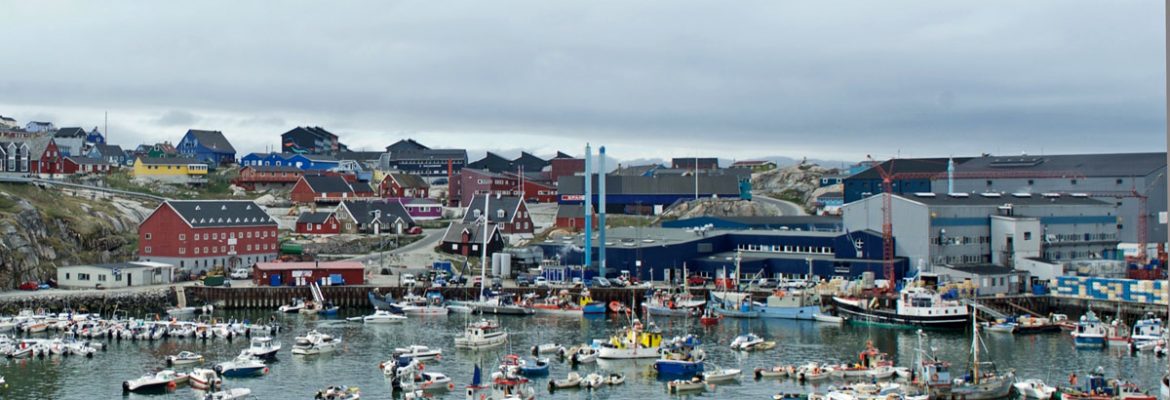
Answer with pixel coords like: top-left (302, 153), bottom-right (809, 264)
top-left (662, 216), bottom-right (842, 232)
top-left (57, 261), bottom-right (175, 289)
top-left (556, 174), bottom-right (748, 214)
top-left (253, 261), bottom-right (365, 286)
top-left (535, 227), bottom-right (906, 282)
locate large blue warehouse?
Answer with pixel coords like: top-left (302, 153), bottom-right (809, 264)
top-left (535, 227), bottom-right (907, 282)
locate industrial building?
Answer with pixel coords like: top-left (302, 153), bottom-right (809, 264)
top-left (57, 261), bottom-right (175, 289)
top-left (556, 174), bottom-right (748, 214)
top-left (253, 261), bottom-right (364, 286)
top-left (535, 227), bottom-right (906, 282)
top-left (378, 139), bottom-right (467, 178)
top-left (662, 216), bottom-right (842, 232)
top-left (841, 192), bottom-right (1120, 275)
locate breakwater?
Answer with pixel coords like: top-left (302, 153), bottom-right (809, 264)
top-left (0, 288), bottom-right (175, 316)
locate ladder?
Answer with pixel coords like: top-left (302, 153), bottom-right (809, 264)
top-left (961, 298), bottom-right (1008, 320)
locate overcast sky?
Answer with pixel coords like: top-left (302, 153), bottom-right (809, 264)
top-left (0, 1), bottom-right (1164, 164)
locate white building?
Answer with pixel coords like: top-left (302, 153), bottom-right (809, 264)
top-left (56, 261), bottom-right (175, 289)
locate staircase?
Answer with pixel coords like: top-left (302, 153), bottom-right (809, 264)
top-left (176, 287), bottom-right (188, 308)
top-left (961, 298), bottom-right (1008, 320)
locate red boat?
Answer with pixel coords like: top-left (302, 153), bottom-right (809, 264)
top-left (609, 301), bottom-right (632, 315)
top-left (700, 307), bottom-right (722, 325)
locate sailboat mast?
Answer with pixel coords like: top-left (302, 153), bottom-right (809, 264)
top-left (972, 307), bottom-right (979, 385)
top-left (480, 192), bottom-right (489, 302)
top-left (735, 249), bottom-right (742, 293)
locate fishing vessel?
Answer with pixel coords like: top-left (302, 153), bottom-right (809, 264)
top-left (291, 330), bottom-right (340, 355)
top-left (642, 288), bottom-right (704, 316)
top-left (833, 284), bottom-right (969, 329)
top-left (1060, 368), bottom-right (1155, 400)
top-left (1106, 318), bottom-right (1131, 347)
top-left (653, 335), bottom-right (706, 378)
top-left (912, 330), bottom-right (953, 390)
top-left (950, 308), bottom-right (1015, 400)
top-left (1072, 311), bottom-right (1108, 348)
top-left (579, 290), bottom-right (607, 314)
top-left (596, 318), bottom-right (664, 359)
top-left (761, 289), bottom-right (823, 320)
top-left (454, 319), bottom-right (508, 349)
top-left (1131, 313), bottom-right (1164, 348)
top-left (396, 290), bottom-right (450, 316)
top-left (467, 363), bottom-right (537, 400)
top-left (526, 290), bottom-right (584, 316)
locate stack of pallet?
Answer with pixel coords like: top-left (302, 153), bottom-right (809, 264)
top-left (1054, 276), bottom-right (1168, 305)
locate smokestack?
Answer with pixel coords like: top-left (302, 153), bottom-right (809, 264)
top-left (599, 146), bottom-right (607, 277)
top-left (584, 144), bottom-right (593, 269)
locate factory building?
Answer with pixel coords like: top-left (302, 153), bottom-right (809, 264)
top-left (662, 216), bottom-right (842, 232)
top-left (841, 192), bottom-right (1120, 275)
top-left (535, 227), bottom-right (906, 282)
top-left (556, 174), bottom-right (747, 214)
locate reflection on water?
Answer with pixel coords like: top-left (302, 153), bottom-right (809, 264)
top-left (0, 310), bottom-right (1164, 399)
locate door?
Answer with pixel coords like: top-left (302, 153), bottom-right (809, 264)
top-left (127, 273), bottom-right (132, 287)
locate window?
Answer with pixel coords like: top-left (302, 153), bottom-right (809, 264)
top-left (179, 234), bottom-right (186, 241)
top-left (194, 247), bottom-right (200, 255)
top-left (115, 273), bottom-right (122, 281)
top-left (213, 233), bottom-right (219, 240)
top-left (179, 248), bottom-right (186, 255)
top-left (1024, 232), bottom-right (1032, 241)
top-left (986, 180), bottom-right (993, 186)
top-left (1116, 178), bottom-right (1124, 185)
top-left (144, 246), bottom-right (152, 254)
top-left (98, 275), bottom-right (106, 282)
top-left (145, 233), bottom-right (152, 240)
top-left (65, 273), bottom-right (70, 280)
top-left (452, 244), bottom-right (459, 250)
top-left (472, 244), bottom-right (478, 251)
top-left (203, 246), bottom-right (209, 254)
top-left (1071, 179), bottom-right (1078, 185)
top-left (79, 273), bottom-right (90, 281)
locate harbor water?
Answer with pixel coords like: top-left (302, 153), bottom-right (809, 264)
top-left (0, 310), bottom-right (1165, 399)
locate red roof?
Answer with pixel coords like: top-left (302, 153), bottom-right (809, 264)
top-left (254, 261), bottom-right (364, 271)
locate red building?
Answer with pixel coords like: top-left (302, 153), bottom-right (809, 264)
top-left (554, 204), bottom-right (597, 232)
top-left (63, 156), bottom-right (111, 174)
top-left (28, 137), bottom-right (63, 175)
top-left (234, 165), bottom-right (304, 191)
top-left (380, 173), bottom-right (430, 198)
top-left (253, 261), bottom-right (365, 286)
top-left (461, 195), bottom-right (535, 234)
top-left (451, 168), bottom-right (556, 207)
top-left (549, 153), bottom-right (585, 184)
top-left (295, 211), bottom-right (341, 234)
top-left (290, 175), bottom-right (375, 203)
top-left (137, 200), bottom-right (279, 272)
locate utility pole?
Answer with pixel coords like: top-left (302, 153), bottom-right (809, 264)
top-left (694, 156), bottom-right (699, 200)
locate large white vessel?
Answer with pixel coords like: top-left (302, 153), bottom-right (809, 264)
top-left (291, 330), bottom-right (340, 355)
top-left (454, 319), bottom-right (507, 349)
top-left (833, 285), bottom-right (968, 330)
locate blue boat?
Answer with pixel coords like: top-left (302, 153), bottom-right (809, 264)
top-left (1072, 310), bottom-right (1107, 348)
top-left (517, 357), bottom-right (550, 377)
top-left (654, 335), bottom-right (706, 379)
top-left (579, 290), bottom-right (607, 314)
top-left (759, 289), bottom-right (821, 320)
top-left (215, 353), bottom-right (268, 378)
top-left (709, 292), bottom-right (761, 318)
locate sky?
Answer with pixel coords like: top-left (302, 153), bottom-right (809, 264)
top-left (0, 1), bottom-right (1164, 165)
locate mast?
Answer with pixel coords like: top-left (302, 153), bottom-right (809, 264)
top-left (972, 306), bottom-right (979, 385)
top-left (480, 192), bottom-right (489, 302)
top-left (734, 249), bottom-right (742, 293)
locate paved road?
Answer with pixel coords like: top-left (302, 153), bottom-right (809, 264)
top-left (753, 192), bottom-right (809, 216)
top-left (345, 228), bottom-right (445, 263)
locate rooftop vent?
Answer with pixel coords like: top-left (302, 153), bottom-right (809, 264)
top-left (913, 192), bottom-right (937, 198)
top-left (947, 193), bottom-right (970, 198)
top-left (1070, 193), bottom-right (1089, 198)
top-left (1011, 193), bottom-right (1032, 198)
top-left (988, 157), bottom-right (1045, 168)
top-left (221, 205), bottom-right (227, 210)
top-left (1042, 193), bottom-right (1061, 198)
top-left (979, 193), bottom-right (1003, 198)
top-left (194, 205), bottom-right (201, 210)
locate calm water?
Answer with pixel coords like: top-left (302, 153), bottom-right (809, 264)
top-left (0, 310), bottom-right (1165, 399)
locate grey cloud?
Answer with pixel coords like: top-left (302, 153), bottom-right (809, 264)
top-left (156, 110), bottom-right (200, 127)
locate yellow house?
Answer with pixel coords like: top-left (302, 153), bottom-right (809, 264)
top-left (133, 157), bottom-right (209, 184)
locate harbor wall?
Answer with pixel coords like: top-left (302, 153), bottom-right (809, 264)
top-left (0, 288), bottom-right (175, 316)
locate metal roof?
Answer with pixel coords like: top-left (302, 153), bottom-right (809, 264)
top-left (339, 200), bottom-right (415, 226)
top-left (462, 196), bottom-right (524, 224)
top-left (897, 193), bottom-right (1109, 207)
top-left (848, 157), bottom-right (974, 180)
top-left (441, 222), bottom-right (500, 243)
top-left (185, 129), bottom-right (236, 153)
top-left (557, 174), bottom-right (742, 196)
top-left (953, 152), bottom-right (1165, 178)
top-left (165, 200), bottom-right (275, 228)
top-left (138, 157), bottom-right (201, 166)
top-left (301, 175), bottom-right (355, 193)
top-left (296, 211), bottom-right (335, 224)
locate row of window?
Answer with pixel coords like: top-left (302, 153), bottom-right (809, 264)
top-left (936, 255), bottom-right (992, 264)
top-left (143, 164), bottom-right (207, 171)
top-left (735, 243), bottom-right (835, 255)
top-left (148, 242), bottom-right (276, 255)
top-left (68, 272), bottom-right (115, 282)
top-left (147, 230), bottom-right (278, 241)
top-left (305, 223), bottom-right (338, 232)
top-left (932, 236), bottom-right (992, 246)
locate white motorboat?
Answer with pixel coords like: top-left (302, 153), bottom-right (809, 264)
top-left (866, 365), bottom-right (897, 379)
top-left (1014, 379), bottom-right (1057, 399)
top-left (277, 299), bottom-right (305, 313)
top-left (530, 343), bottom-right (564, 357)
top-left (730, 333), bottom-right (775, 351)
top-left (702, 368), bottom-right (742, 383)
top-left (122, 370), bottom-right (189, 393)
top-left (215, 352), bottom-right (269, 377)
top-left (446, 304), bottom-right (473, 314)
top-left (454, 319), bottom-right (507, 349)
top-left (814, 313), bottom-right (846, 324)
top-left (189, 368), bottom-right (221, 390)
top-left (393, 345), bottom-right (442, 361)
top-left (581, 372), bottom-right (604, 389)
top-left (203, 388), bottom-right (253, 400)
top-left (315, 385), bottom-right (361, 400)
top-left (569, 345), bottom-right (598, 365)
top-left (667, 376), bottom-right (708, 393)
top-left (549, 372), bottom-right (583, 390)
top-left (360, 310), bottom-right (407, 324)
top-left (292, 330), bottom-right (340, 355)
top-left (604, 373), bottom-right (626, 385)
top-left (795, 363), bottom-right (832, 381)
top-left (754, 365), bottom-right (792, 379)
top-left (412, 371), bottom-right (454, 392)
top-left (166, 351), bottom-right (204, 366)
top-left (243, 336), bottom-right (281, 361)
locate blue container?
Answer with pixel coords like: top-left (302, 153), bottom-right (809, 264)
top-left (270, 274), bottom-right (282, 287)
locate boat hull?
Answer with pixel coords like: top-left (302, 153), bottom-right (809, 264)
top-left (760, 305), bottom-right (821, 320)
top-left (598, 346), bottom-right (660, 359)
top-left (654, 360), bottom-right (704, 378)
top-left (712, 307), bottom-right (760, 319)
top-left (833, 298), bottom-right (968, 330)
top-left (643, 305), bottom-right (697, 317)
top-left (219, 366), bottom-right (266, 378)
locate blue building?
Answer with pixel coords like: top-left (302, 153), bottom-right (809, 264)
top-left (86, 127), bottom-right (105, 146)
top-left (842, 157), bottom-right (973, 203)
top-left (177, 129), bottom-right (236, 166)
top-left (535, 227), bottom-right (906, 282)
top-left (662, 216), bottom-right (841, 232)
top-left (240, 152), bottom-right (340, 171)
top-left (556, 174), bottom-right (749, 214)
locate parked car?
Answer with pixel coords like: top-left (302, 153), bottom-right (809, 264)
top-left (18, 281), bottom-right (38, 291)
top-left (594, 277), bottom-right (611, 288)
top-left (407, 226), bottom-right (424, 235)
top-left (571, 277), bottom-right (583, 288)
top-left (534, 276), bottom-right (549, 288)
top-left (432, 278), bottom-right (447, 287)
top-left (516, 275), bottom-right (531, 287)
top-left (491, 277), bottom-right (503, 290)
top-left (473, 276), bottom-right (483, 287)
top-left (402, 273), bottom-right (417, 286)
top-left (229, 268), bottom-right (251, 280)
top-left (687, 275), bottom-right (707, 286)
top-left (449, 275), bottom-right (468, 286)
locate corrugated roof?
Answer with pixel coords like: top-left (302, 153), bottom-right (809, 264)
top-left (897, 193), bottom-right (1109, 206)
top-left (558, 174), bottom-right (742, 196)
top-left (848, 157), bottom-right (974, 180)
top-left (390, 173), bottom-right (430, 189)
top-left (340, 200), bottom-right (415, 227)
top-left (301, 175), bottom-right (355, 193)
top-left (442, 222), bottom-right (499, 243)
top-left (555, 204), bottom-right (593, 219)
top-left (954, 152), bottom-right (1165, 178)
top-left (138, 157), bottom-right (203, 166)
top-left (54, 127), bottom-right (87, 138)
top-left (244, 165), bottom-right (303, 173)
top-left (165, 200), bottom-right (275, 228)
top-left (296, 211), bottom-right (335, 224)
top-left (462, 196), bottom-right (524, 224)
top-left (185, 129), bottom-right (236, 153)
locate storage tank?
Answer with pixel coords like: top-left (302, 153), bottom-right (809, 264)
top-left (498, 253), bottom-right (512, 278)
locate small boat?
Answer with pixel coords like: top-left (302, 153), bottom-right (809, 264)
top-left (360, 310), bottom-right (407, 324)
top-left (531, 343), bottom-right (564, 357)
top-left (866, 365), bottom-right (897, 379)
top-left (1061, 371), bottom-right (1155, 400)
top-left (122, 370), bottom-right (189, 394)
top-left (517, 357), bottom-right (551, 377)
top-left (413, 371), bottom-right (454, 392)
top-left (814, 313), bottom-right (846, 324)
top-left (604, 373), bottom-right (625, 385)
top-left (318, 305), bottom-right (340, 316)
top-left (609, 301), bottom-right (632, 315)
top-left (215, 353), bottom-right (269, 378)
top-left (203, 388), bottom-right (253, 400)
top-left (596, 319), bottom-right (664, 359)
top-left (292, 330), bottom-right (340, 355)
top-left (549, 372), bottom-right (583, 391)
top-left (446, 304), bottom-right (473, 314)
top-left (569, 345), bottom-right (599, 365)
top-left (699, 307), bottom-right (722, 325)
top-left (654, 335), bottom-right (706, 378)
top-left (454, 319), bottom-right (507, 349)
top-left (393, 345), bottom-right (442, 361)
top-left (985, 322), bottom-right (1018, 334)
top-left (702, 367), bottom-right (742, 383)
top-left (314, 385), bottom-right (361, 400)
top-left (243, 336), bottom-right (281, 361)
top-left (666, 376), bottom-right (708, 394)
top-left (795, 363), bottom-right (832, 382)
top-left (755, 366), bottom-right (792, 379)
top-left (581, 372), bottom-right (604, 389)
top-left (189, 368), bottom-right (221, 390)
top-left (1072, 311), bottom-right (1107, 348)
top-left (165, 351), bottom-right (204, 366)
top-left (1015, 378), bottom-right (1057, 399)
top-left (730, 333), bottom-right (775, 352)
top-left (277, 298), bottom-right (305, 313)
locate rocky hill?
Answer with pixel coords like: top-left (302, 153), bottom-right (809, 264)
top-left (751, 161), bottom-right (840, 211)
top-left (657, 198), bottom-right (781, 221)
top-left (0, 184), bottom-right (152, 289)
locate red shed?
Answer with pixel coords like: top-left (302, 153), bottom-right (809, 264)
top-left (295, 211), bottom-right (340, 234)
top-left (253, 261), bottom-right (365, 286)
top-left (63, 156), bottom-right (111, 174)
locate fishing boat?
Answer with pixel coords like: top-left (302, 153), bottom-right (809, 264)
top-left (468, 362), bottom-right (537, 400)
top-left (1072, 311), bottom-right (1108, 348)
top-left (410, 371), bottom-right (454, 392)
top-left (609, 301), bottom-right (632, 315)
top-left (729, 333), bottom-right (775, 351)
top-left (984, 321), bottom-right (1017, 334)
top-left (834, 340), bottom-right (894, 378)
top-left (526, 290), bottom-right (585, 316)
top-left (291, 330), bottom-right (340, 355)
top-left (454, 319), bottom-right (508, 349)
top-left (165, 351), bottom-right (204, 366)
top-left (1131, 313), bottom-right (1163, 348)
top-left (579, 290), bottom-right (607, 314)
top-left (243, 336), bottom-right (281, 361)
top-left (832, 284), bottom-right (969, 330)
top-left (710, 292), bottom-right (762, 318)
top-left (1106, 319), bottom-right (1131, 347)
top-left (642, 288), bottom-right (704, 316)
top-left (397, 290), bottom-right (450, 316)
top-left (761, 289), bottom-right (823, 320)
top-left (702, 367), bottom-right (742, 383)
top-left (1060, 369), bottom-right (1155, 400)
top-left (450, 291), bottom-right (536, 316)
top-left (912, 330), bottom-right (953, 390)
top-left (950, 309), bottom-right (1015, 400)
top-left (122, 370), bottom-right (189, 394)
top-left (314, 385), bottom-right (361, 400)
top-left (1014, 315), bottom-right (1063, 334)
top-left (189, 368), bottom-right (221, 390)
top-left (203, 388), bottom-right (253, 400)
top-left (393, 345), bottom-right (442, 361)
top-left (215, 352), bottom-right (269, 377)
top-left (597, 318), bottom-right (663, 359)
top-left (666, 376), bottom-right (708, 394)
top-left (653, 335), bottom-right (706, 378)
top-left (1015, 379), bottom-right (1057, 399)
